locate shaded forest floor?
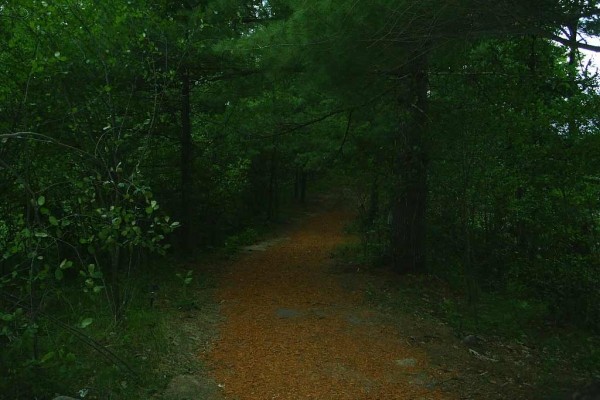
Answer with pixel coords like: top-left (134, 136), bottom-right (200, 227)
top-left (158, 194), bottom-right (592, 400)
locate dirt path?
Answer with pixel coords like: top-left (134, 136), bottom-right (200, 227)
top-left (207, 207), bottom-right (454, 400)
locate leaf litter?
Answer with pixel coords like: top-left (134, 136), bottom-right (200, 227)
top-left (207, 209), bottom-right (454, 400)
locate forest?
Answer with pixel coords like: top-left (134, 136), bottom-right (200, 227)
top-left (1, 0), bottom-right (600, 399)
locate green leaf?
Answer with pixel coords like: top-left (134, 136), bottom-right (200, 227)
top-left (59, 259), bottom-right (73, 269)
top-left (91, 270), bottom-right (103, 279)
top-left (34, 232), bottom-right (48, 238)
top-left (0, 313), bottom-right (14, 322)
top-left (37, 196), bottom-right (46, 206)
top-left (41, 351), bottom-right (55, 363)
top-left (79, 318), bottom-right (93, 328)
top-left (93, 286), bottom-right (104, 293)
top-left (49, 216), bottom-right (59, 226)
top-left (55, 268), bottom-right (63, 281)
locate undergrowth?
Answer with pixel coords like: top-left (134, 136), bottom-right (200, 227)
top-left (0, 258), bottom-right (219, 400)
top-left (333, 242), bottom-right (600, 386)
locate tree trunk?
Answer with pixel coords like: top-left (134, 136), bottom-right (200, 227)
top-left (567, 19), bottom-right (580, 137)
top-left (368, 174), bottom-right (379, 225)
top-left (300, 170), bottom-right (307, 204)
top-left (294, 168), bottom-right (307, 204)
top-left (294, 168), bottom-right (300, 200)
top-left (391, 52), bottom-right (429, 274)
top-left (109, 245), bottom-right (122, 321)
top-left (180, 69), bottom-right (193, 253)
top-left (267, 143), bottom-right (278, 220)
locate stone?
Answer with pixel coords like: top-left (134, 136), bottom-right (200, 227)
top-left (462, 334), bottom-right (483, 347)
top-left (276, 308), bottom-right (301, 319)
top-left (409, 372), bottom-right (437, 390)
top-left (162, 375), bottom-right (223, 400)
top-left (395, 358), bottom-right (417, 367)
top-left (240, 238), bottom-right (289, 252)
top-left (346, 314), bottom-right (363, 325)
top-left (573, 381), bottom-right (600, 400)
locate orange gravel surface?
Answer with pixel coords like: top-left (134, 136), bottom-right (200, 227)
top-left (208, 209), bottom-right (454, 400)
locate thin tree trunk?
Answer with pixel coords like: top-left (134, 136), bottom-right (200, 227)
top-left (294, 168), bottom-right (300, 200)
top-left (300, 170), bottom-right (307, 204)
top-left (180, 69), bottom-right (193, 253)
top-left (567, 19), bottom-right (580, 137)
top-left (391, 51), bottom-right (429, 274)
top-left (110, 245), bottom-right (121, 321)
top-left (368, 174), bottom-right (379, 225)
top-left (267, 144), bottom-right (278, 220)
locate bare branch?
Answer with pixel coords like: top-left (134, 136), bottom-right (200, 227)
top-left (249, 108), bottom-right (350, 140)
top-left (549, 33), bottom-right (600, 52)
top-left (336, 110), bottom-right (354, 157)
top-left (1, 131), bottom-right (99, 162)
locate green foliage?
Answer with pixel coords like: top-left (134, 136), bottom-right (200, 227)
top-left (174, 269), bottom-right (196, 309)
top-left (440, 294), bottom-right (549, 338)
top-left (2, 0), bottom-right (600, 396)
top-left (0, 257), bottom-right (201, 399)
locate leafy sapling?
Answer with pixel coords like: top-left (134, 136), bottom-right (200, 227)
top-left (175, 270), bottom-right (194, 309)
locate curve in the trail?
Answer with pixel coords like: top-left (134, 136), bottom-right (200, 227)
top-left (208, 209), bottom-right (453, 400)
